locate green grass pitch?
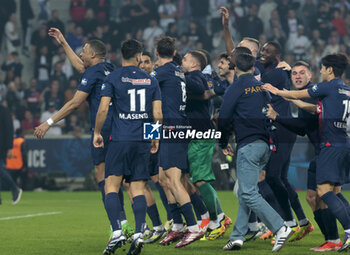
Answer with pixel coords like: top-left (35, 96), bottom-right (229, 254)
top-left (0, 191), bottom-right (347, 255)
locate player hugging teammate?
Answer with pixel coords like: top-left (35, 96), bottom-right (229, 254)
top-left (34, 5), bottom-right (350, 254)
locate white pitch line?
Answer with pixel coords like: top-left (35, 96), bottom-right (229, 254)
top-left (0, 211), bottom-right (62, 221)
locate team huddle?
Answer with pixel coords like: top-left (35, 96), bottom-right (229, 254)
top-left (33, 6), bottom-right (350, 255)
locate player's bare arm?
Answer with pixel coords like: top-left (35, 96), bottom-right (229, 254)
top-left (262, 84), bottom-right (311, 99)
top-left (48, 27), bottom-right (85, 73)
top-left (220, 7), bottom-right (235, 55)
top-left (34, 91), bottom-right (88, 139)
top-left (151, 100), bottom-right (162, 154)
top-left (93, 96), bottom-right (111, 148)
top-left (290, 100), bottom-right (317, 114)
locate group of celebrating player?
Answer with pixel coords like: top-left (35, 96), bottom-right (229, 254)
top-left (33, 6), bottom-right (350, 255)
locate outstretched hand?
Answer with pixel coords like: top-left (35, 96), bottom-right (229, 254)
top-left (276, 61), bottom-right (291, 71)
top-left (220, 7), bottom-right (230, 27)
top-left (262, 83), bottom-right (279, 95)
top-left (34, 122), bottom-right (50, 139)
top-left (48, 28), bottom-right (65, 45)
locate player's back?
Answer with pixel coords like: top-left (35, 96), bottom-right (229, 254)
top-left (79, 61), bottom-right (115, 132)
top-left (103, 66), bottom-right (161, 142)
top-left (185, 70), bottom-right (213, 131)
top-left (153, 61), bottom-right (186, 125)
top-left (229, 74), bottom-right (269, 148)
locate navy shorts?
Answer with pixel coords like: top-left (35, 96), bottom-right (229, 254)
top-left (90, 130), bottom-right (110, 165)
top-left (105, 141), bottom-right (151, 183)
top-left (316, 146), bottom-right (350, 185)
top-left (159, 141), bottom-right (188, 172)
top-left (307, 157), bottom-right (317, 191)
top-left (149, 152), bottom-right (159, 177)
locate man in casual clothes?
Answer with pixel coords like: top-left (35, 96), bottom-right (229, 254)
top-left (218, 53), bottom-right (293, 251)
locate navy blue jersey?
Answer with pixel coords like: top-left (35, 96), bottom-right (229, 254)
top-left (256, 61), bottom-right (292, 118)
top-left (78, 62), bottom-right (115, 132)
top-left (185, 70), bottom-right (214, 131)
top-left (276, 82), bottom-right (320, 154)
top-left (101, 66), bottom-right (161, 141)
top-left (308, 78), bottom-right (350, 147)
top-left (153, 61), bottom-right (186, 125)
top-left (218, 74), bottom-right (269, 149)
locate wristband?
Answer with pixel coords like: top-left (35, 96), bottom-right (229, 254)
top-left (47, 118), bottom-right (54, 126)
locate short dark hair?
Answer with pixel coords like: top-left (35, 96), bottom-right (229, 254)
top-left (88, 40), bottom-right (107, 58)
top-left (121, 39), bottom-right (143, 60)
top-left (321, 54), bottom-right (348, 77)
top-left (189, 51), bottom-right (207, 71)
top-left (235, 53), bottom-right (255, 72)
top-left (142, 51), bottom-right (153, 61)
top-left (292, 61), bottom-right (310, 69)
top-left (156, 36), bottom-right (176, 58)
top-left (219, 52), bottom-right (229, 61)
top-left (266, 41), bottom-right (281, 56)
top-left (173, 52), bottom-right (182, 66)
top-left (233, 46), bottom-right (252, 56)
top-left (198, 49), bottom-right (211, 66)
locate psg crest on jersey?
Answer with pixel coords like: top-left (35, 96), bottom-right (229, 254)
top-left (81, 78), bottom-right (88, 86)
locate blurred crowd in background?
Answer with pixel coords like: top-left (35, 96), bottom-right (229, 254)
top-left (0, 0), bottom-right (350, 136)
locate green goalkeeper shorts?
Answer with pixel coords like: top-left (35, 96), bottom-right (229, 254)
top-left (188, 139), bottom-right (216, 183)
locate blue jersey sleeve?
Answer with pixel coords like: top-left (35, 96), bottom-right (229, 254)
top-left (78, 69), bottom-right (97, 94)
top-left (307, 82), bottom-right (331, 99)
top-left (100, 75), bottom-right (114, 98)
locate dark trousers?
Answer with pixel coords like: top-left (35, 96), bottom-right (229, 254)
top-left (265, 125), bottom-right (297, 221)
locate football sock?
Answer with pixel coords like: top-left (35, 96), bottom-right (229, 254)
top-left (321, 208), bottom-right (339, 240)
top-left (132, 195), bottom-right (147, 234)
top-left (169, 203), bottom-right (183, 225)
top-left (118, 190), bottom-right (127, 221)
top-left (147, 203), bottom-right (162, 228)
top-left (155, 182), bottom-right (172, 220)
top-left (314, 209), bottom-right (327, 240)
top-left (198, 183), bottom-right (218, 220)
top-left (190, 192), bottom-right (208, 221)
top-left (105, 192), bottom-right (121, 231)
top-left (216, 197), bottom-right (224, 215)
top-left (336, 193), bottom-right (350, 217)
top-left (180, 202), bottom-right (198, 228)
top-left (288, 188), bottom-right (307, 223)
top-left (321, 191), bottom-right (350, 230)
top-left (98, 180), bottom-right (105, 204)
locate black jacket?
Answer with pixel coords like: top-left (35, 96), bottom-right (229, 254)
top-left (0, 105), bottom-right (13, 160)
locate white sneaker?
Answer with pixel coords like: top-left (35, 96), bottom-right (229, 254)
top-left (272, 225), bottom-right (294, 252)
top-left (223, 239), bottom-right (243, 250)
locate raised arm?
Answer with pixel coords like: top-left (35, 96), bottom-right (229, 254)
top-left (220, 7), bottom-right (235, 54)
top-left (48, 28), bottom-right (85, 74)
top-left (34, 90), bottom-right (88, 138)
